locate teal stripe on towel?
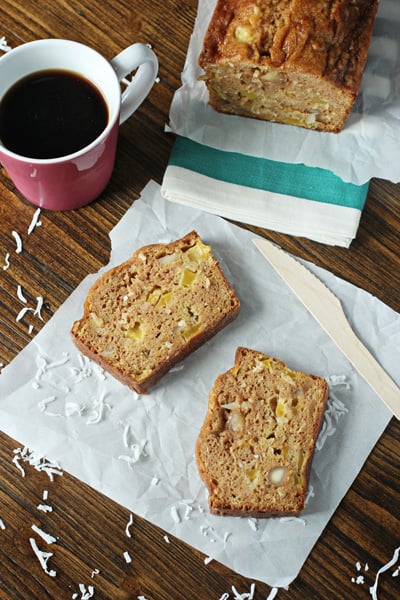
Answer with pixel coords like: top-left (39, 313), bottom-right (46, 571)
top-left (169, 136), bottom-right (369, 209)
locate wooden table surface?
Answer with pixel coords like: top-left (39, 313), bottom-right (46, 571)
top-left (1, 1), bottom-right (399, 599)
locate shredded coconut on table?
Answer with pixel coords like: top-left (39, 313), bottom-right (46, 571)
top-left (37, 503), bottom-right (53, 513)
top-left (31, 524), bottom-right (57, 545)
top-left (17, 284), bottom-right (28, 303)
top-left (12, 230), bottom-right (23, 254)
top-left (369, 546), bottom-right (400, 600)
top-left (13, 447), bottom-right (63, 481)
top-left (125, 513), bottom-right (134, 538)
top-left (28, 208), bottom-right (42, 234)
top-left (29, 537), bottom-right (56, 577)
top-left (16, 306), bottom-right (34, 323)
top-left (2, 251), bottom-right (10, 270)
top-left (72, 583), bottom-right (95, 599)
top-left (0, 519), bottom-right (6, 530)
top-left (231, 583), bottom-right (256, 599)
top-left (34, 295), bottom-right (45, 321)
top-left (0, 36), bottom-right (11, 52)
top-left (15, 295), bottom-right (45, 331)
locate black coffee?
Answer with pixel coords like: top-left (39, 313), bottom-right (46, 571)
top-left (0, 69), bottom-right (108, 159)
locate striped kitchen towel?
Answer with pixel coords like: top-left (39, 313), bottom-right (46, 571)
top-left (161, 136), bottom-right (369, 248)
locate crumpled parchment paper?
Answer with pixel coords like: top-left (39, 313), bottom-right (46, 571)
top-left (0, 181), bottom-right (398, 587)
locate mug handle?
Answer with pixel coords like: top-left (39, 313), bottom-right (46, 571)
top-left (110, 43), bottom-right (158, 125)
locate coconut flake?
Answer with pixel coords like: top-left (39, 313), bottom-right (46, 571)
top-left (369, 546), bottom-right (400, 600)
top-left (0, 36), bottom-right (12, 52)
top-left (34, 296), bottom-right (44, 321)
top-left (123, 550), bottom-right (132, 563)
top-left (12, 230), bottom-right (23, 254)
top-left (37, 503), bottom-right (53, 513)
top-left (223, 531), bottom-right (231, 544)
top-left (328, 374), bottom-right (351, 389)
top-left (28, 208), bottom-right (42, 234)
top-left (180, 501), bottom-right (193, 520)
top-left (29, 537), bottom-right (56, 577)
top-left (13, 447), bottom-right (63, 481)
top-left (125, 513), bottom-right (134, 538)
top-left (12, 452), bottom-right (26, 477)
top-left (31, 524), bottom-right (57, 544)
top-left (171, 505), bottom-right (181, 524)
top-left (316, 390), bottom-right (349, 451)
top-left (86, 392), bottom-right (111, 425)
top-left (247, 518), bottom-right (258, 531)
top-left (70, 357), bottom-right (94, 383)
top-left (38, 396), bottom-right (57, 413)
top-left (16, 306), bottom-right (34, 322)
top-left (231, 583), bottom-right (256, 599)
top-left (279, 516), bottom-right (307, 526)
top-left (65, 402), bottom-right (85, 417)
top-left (75, 584), bottom-right (95, 599)
top-left (0, 519), bottom-right (6, 530)
top-left (2, 252), bottom-right (10, 270)
top-left (122, 423), bottom-right (131, 448)
top-left (16, 285), bottom-right (28, 303)
top-left (118, 437), bottom-right (148, 466)
top-left (266, 588), bottom-right (279, 600)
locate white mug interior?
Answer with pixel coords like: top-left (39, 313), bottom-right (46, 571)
top-left (0, 39), bottom-right (120, 163)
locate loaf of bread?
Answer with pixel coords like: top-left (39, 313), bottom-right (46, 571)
top-left (196, 347), bottom-right (328, 517)
top-left (199, 0), bottom-right (379, 132)
top-left (71, 232), bottom-right (240, 394)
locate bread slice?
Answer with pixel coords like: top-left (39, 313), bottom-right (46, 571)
top-left (196, 347), bottom-right (328, 517)
top-left (71, 231), bottom-right (240, 394)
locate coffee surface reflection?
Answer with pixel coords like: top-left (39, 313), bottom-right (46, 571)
top-left (0, 69), bottom-right (108, 159)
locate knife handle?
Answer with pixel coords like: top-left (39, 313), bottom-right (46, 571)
top-left (339, 316), bottom-right (400, 420)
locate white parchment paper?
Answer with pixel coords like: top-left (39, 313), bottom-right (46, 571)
top-left (0, 180), bottom-right (398, 588)
top-left (167, 0), bottom-right (400, 185)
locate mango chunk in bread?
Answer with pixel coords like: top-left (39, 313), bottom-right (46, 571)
top-left (71, 231), bottom-right (240, 394)
top-left (196, 347), bottom-right (328, 517)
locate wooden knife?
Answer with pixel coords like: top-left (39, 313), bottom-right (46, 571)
top-left (253, 237), bottom-right (400, 420)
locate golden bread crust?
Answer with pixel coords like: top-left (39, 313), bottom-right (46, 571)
top-left (199, 0), bottom-right (379, 132)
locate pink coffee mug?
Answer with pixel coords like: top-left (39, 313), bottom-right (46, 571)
top-left (0, 39), bottom-right (158, 210)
